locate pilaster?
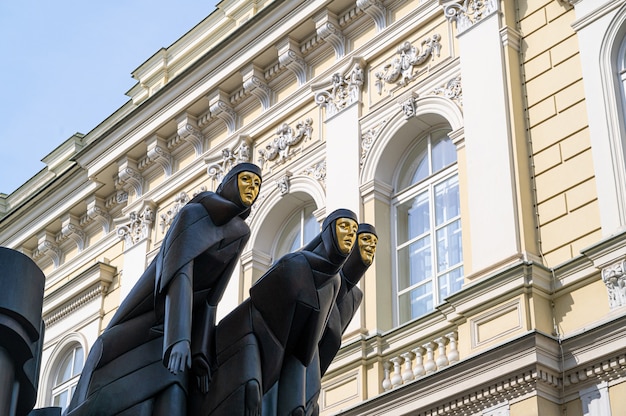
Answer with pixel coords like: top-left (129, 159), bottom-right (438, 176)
top-left (443, 0), bottom-right (520, 274)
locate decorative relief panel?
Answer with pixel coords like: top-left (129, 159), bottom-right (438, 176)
top-left (374, 36), bottom-right (441, 95)
top-left (602, 259), bottom-right (626, 309)
top-left (360, 119), bottom-right (387, 168)
top-left (116, 203), bottom-right (156, 247)
top-left (301, 161), bottom-right (327, 188)
top-left (314, 63), bottom-right (364, 118)
top-left (442, 0), bottom-right (499, 35)
top-left (159, 187), bottom-right (207, 234)
top-left (205, 135), bottom-right (253, 183)
top-left (433, 75), bottom-right (463, 106)
top-left (258, 118), bottom-right (313, 167)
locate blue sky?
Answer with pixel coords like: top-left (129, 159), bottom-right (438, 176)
top-left (0, 1), bottom-right (219, 194)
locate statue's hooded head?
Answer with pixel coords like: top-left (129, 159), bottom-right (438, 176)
top-left (302, 208), bottom-right (358, 269)
top-left (216, 163), bottom-right (262, 220)
top-left (341, 223), bottom-right (377, 286)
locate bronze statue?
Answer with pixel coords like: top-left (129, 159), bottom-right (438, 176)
top-left (65, 163), bottom-right (262, 416)
top-left (0, 247), bottom-right (47, 416)
top-left (271, 223), bottom-right (378, 415)
top-left (200, 209), bottom-right (359, 415)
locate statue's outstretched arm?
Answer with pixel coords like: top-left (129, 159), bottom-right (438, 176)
top-left (163, 261), bottom-right (193, 374)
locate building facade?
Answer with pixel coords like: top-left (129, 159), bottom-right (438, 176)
top-left (1, 0), bottom-right (625, 414)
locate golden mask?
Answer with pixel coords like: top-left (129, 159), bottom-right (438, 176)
top-left (335, 218), bottom-right (358, 254)
top-left (238, 172), bottom-right (261, 206)
top-left (358, 233), bottom-right (378, 266)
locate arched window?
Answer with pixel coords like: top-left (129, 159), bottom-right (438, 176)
top-left (51, 344), bottom-right (84, 411)
top-left (274, 204), bottom-right (319, 259)
top-left (393, 128), bottom-right (463, 324)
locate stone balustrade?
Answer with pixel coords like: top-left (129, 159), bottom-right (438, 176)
top-left (382, 331), bottom-right (459, 391)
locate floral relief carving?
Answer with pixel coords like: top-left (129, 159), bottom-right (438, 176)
top-left (602, 259), bottom-right (626, 309)
top-left (258, 118), bottom-right (313, 167)
top-left (433, 75), bottom-right (463, 106)
top-left (374, 36), bottom-right (441, 95)
top-left (443, 0), bottom-right (499, 35)
top-left (360, 119), bottom-right (387, 168)
top-left (314, 64), bottom-right (364, 117)
top-left (158, 186), bottom-right (207, 234)
top-left (117, 205), bottom-right (155, 247)
top-left (206, 137), bottom-right (252, 183)
top-left (301, 161), bottom-right (327, 188)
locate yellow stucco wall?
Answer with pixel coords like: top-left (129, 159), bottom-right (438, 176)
top-left (521, 0), bottom-right (600, 266)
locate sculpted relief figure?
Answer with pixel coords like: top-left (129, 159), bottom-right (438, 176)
top-left (65, 163), bottom-right (262, 416)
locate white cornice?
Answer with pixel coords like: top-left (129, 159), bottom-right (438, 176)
top-left (43, 261), bottom-right (116, 327)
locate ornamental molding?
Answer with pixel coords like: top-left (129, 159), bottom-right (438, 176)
top-left (242, 64), bottom-right (273, 111)
top-left (44, 283), bottom-right (108, 327)
top-left (139, 134), bottom-right (172, 176)
top-left (301, 161), bottom-right (327, 189)
top-left (208, 89), bottom-right (238, 134)
top-left (356, 0), bottom-right (387, 31)
top-left (314, 10), bottom-right (346, 58)
top-left (602, 259), bottom-right (626, 309)
top-left (564, 353), bottom-right (626, 388)
top-left (442, 0), bottom-right (499, 35)
top-left (116, 201), bottom-right (156, 248)
top-left (313, 57), bottom-right (365, 118)
top-left (34, 230), bottom-right (62, 268)
top-left (160, 192), bottom-right (190, 234)
top-left (42, 261), bottom-right (116, 327)
top-left (158, 187), bottom-right (206, 234)
top-left (374, 36), bottom-right (441, 95)
top-left (115, 157), bottom-right (144, 198)
top-left (258, 118), bottom-right (313, 167)
top-left (82, 195), bottom-right (111, 234)
top-left (433, 75), bottom-right (463, 106)
top-left (57, 213), bottom-right (86, 252)
top-left (105, 190), bottom-right (128, 210)
top-left (177, 113), bottom-right (204, 156)
top-left (276, 172), bottom-right (292, 196)
top-left (276, 37), bottom-right (308, 86)
top-left (205, 135), bottom-right (253, 183)
top-left (360, 119), bottom-right (388, 168)
top-left (399, 92), bottom-right (420, 119)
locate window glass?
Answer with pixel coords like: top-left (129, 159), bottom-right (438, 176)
top-left (51, 345), bottom-right (84, 412)
top-left (394, 129), bottom-right (463, 324)
top-left (275, 205), bottom-right (318, 259)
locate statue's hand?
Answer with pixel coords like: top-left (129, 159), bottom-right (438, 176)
top-left (193, 356), bottom-right (212, 394)
top-left (168, 340), bottom-right (191, 375)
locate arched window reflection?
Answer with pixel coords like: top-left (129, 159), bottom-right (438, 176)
top-left (51, 344), bottom-right (84, 411)
top-left (394, 129), bottom-right (463, 324)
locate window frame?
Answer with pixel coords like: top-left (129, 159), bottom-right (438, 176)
top-left (391, 129), bottom-right (462, 325)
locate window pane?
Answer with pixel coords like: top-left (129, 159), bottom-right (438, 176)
top-left (399, 282), bottom-right (433, 323)
top-left (436, 219), bottom-right (463, 273)
top-left (302, 212), bottom-right (319, 246)
top-left (410, 156), bottom-right (429, 185)
top-left (56, 353), bottom-right (73, 384)
top-left (397, 140), bottom-right (428, 190)
top-left (431, 131), bottom-right (456, 172)
top-left (397, 192), bottom-right (429, 244)
top-left (397, 236), bottom-right (431, 291)
top-left (438, 266), bottom-right (464, 301)
top-left (434, 175), bottom-right (460, 226)
top-left (53, 391), bottom-right (68, 408)
top-left (287, 228), bottom-right (302, 253)
top-left (72, 347), bottom-right (84, 377)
